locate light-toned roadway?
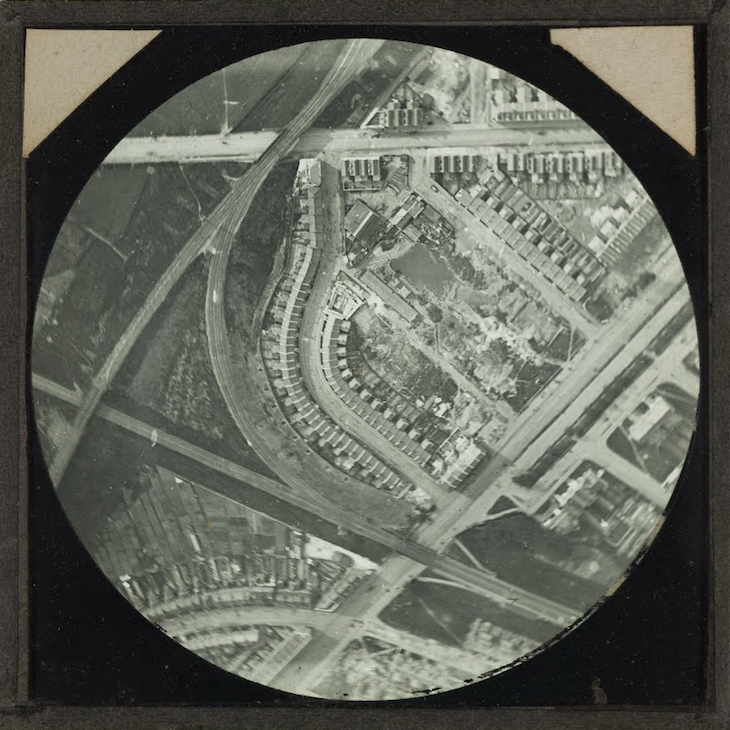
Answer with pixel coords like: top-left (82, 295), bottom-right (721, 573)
top-left (40, 41), bottom-right (695, 691)
top-left (198, 102), bottom-right (694, 691)
top-left (525, 319), bottom-right (699, 514)
top-left (297, 156), bottom-right (465, 509)
top-left (32, 372), bottom-right (575, 628)
top-left (156, 604), bottom-right (483, 679)
top-left (102, 126), bottom-right (605, 166)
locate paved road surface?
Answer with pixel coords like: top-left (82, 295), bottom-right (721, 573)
top-left (157, 604), bottom-right (482, 678)
top-left (514, 284), bottom-right (691, 470)
top-left (525, 320), bottom-right (699, 512)
top-left (410, 155), bottom-right (600, 337)
top-left (33, 373), bottom-right (575, 630)
top-left (203, 40), bottom-right (436, 533)
top-left (296, 157), bottom-right (460, 507)
top-left (103, 126), bottom-right (605, 165)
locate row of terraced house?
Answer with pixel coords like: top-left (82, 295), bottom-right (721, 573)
top-left (497, 148), bottom-right (624, 184)
top-left (455, 169), bottom-right (605, 302)
top-left (319, 307), bottom-right (485, 490)
top-left (261, 171), bottom-right (415, 499)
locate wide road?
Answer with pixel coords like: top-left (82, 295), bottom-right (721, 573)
top-left (33, 373), bottom-right (575, 628)
top-left (500, 245), bottom-right (686, 453)
top-left (46, 39), bottom-right (382, 489)
top-left (525, 319), bottom-right (699, 513)
top-left (102, 126), bottom-right (605, 165)
top-left (155, 604), bottom-right (482, 678)
top-left (204, 40), bottom-right (438, 531)
top-left (413, 278), bottom-right (692, 555)
top-left (513, 282), bottom-right (691, 470)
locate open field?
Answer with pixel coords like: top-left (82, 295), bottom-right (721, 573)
top-left (234, 41), bottom-right (347, 132)
top-left (69, 166), bottom-right (150, 252)
top-left (448, 514), bottom-right (608, 610)
top-left (351, 311), bottom-right (458, 403)
top-left (379, 576), bottom-right (557, 647)
top-left (225, 162), bottom-right (298, 340)
top-left (106, 258), bottom-right (273, 476)
top-left (131, 45), bottom-right (308, 137)
top-left (34, 162), bottom-right (250, 392)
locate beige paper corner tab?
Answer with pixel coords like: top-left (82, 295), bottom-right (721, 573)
top-left (550, 26), bottom-right (696, 156)
top-left (23, 29), bottom-right (161, 157)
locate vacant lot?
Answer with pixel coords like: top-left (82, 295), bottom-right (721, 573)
top-left (449, 514), bottom-right (607, 612)
top-left (352, 309), bottom-right (457, 403)
top-left (225, 162), bottom-right (298, 340)
top-left (69, 166), bottom-right (150, 252)
top-left (380, 575), bottom-right (558, 647)
top-left (107, 257), bottom-right (273, 476)
top-left (235, 41), bottom-right (346, 132)
top-left (35, 162), bottom-right (247, 392)
top-left (58, 418), bottom-right (153, 545)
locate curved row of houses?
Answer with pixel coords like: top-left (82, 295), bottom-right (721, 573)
top-left (320, 311), bottom-right (485, 490)
top-left (183, 624), bottom-right (310, 683)
top-left (260, 228), bottom-right (414, 498)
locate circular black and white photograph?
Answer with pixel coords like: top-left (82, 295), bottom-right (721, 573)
top-left (32, 39), bottom-right (700, 701)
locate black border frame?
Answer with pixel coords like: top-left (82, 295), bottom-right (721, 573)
top-left (1, 2), bottom-right (728, 728)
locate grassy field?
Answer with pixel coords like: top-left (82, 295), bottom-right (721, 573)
top-left (353, 311), bottom-right (457, 403)
top-left (130, 45), bottom-right (308, 137)
top-left (506, 359), bottom-right (561, 413)
top-left (224, 162), bottom-right (298, 340)
top-left (107, 257), bottom-right (274, 477)
top-left (69, 166), bottom-right (150, 252)
top-left (130, 40), bottom-right (423, 139)
top-left (33, 234), bottom-right (124, 390)
top-left (58, 418), bottom-right (154, 545)
top-left (379, 575), bottom-right (558, 647)
top-left (448, 514), bottom-right (607, 611)
top-left (34, 162), bottom-right (248, 393)
top-left (234, 41), bottom-right (347, 132)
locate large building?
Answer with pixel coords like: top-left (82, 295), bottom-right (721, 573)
top-left (429, 154), bottom-right (477, 175)
top-left (342, 156), bottom-right (382, 192)
top-left (359, 270), bottom-right (419, 323)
